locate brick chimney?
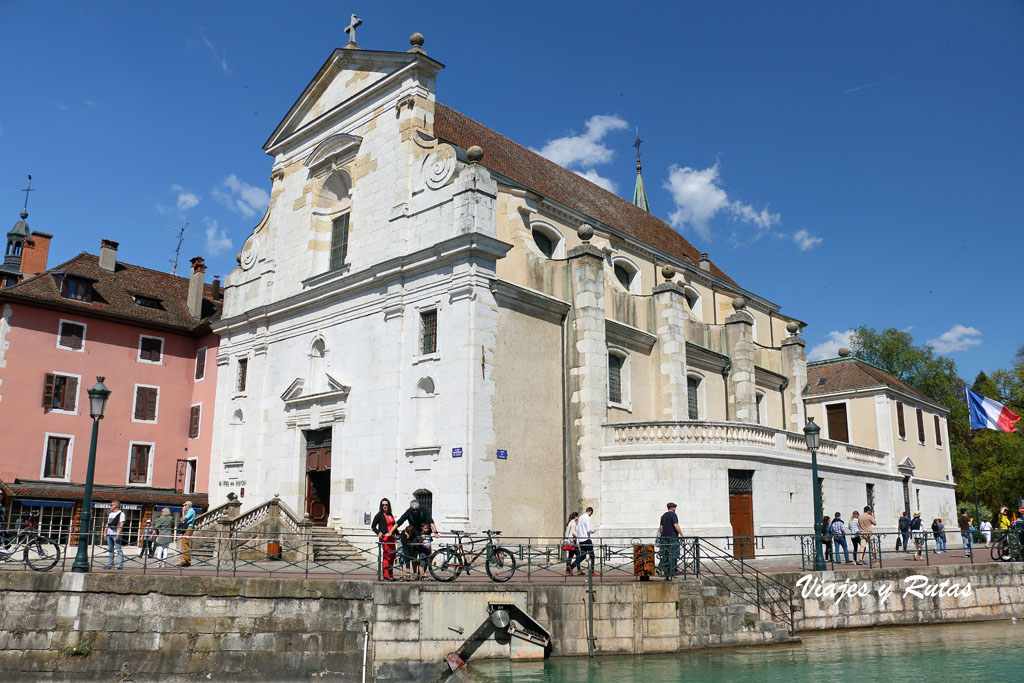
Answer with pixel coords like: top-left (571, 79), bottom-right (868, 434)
top-left (99, 239), bottom-right (119, 272)
top-left (20, 231), bottom-right (52, 275)
top-left (187, 256), bottom-right (206, 318)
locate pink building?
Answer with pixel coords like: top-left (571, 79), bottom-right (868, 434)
top-left (0, 231), bottom-right (220, 544)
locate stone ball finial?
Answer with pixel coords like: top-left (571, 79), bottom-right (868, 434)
top-left (227, 492), bottom-right (237, 501)
top-left (410, 32), bottom-right (425, 49)
top-left (838, 347), bottom-right (850, 357)
top-left (577, 223), bottom-right (594, 243)
top-left (236, 252), bottom-right (242, 265)
top-left (786, 321), bottom-right (800, 335)
top-left (466, 145), bottom-right (484, 163)
top-left (732, 296), bottom-right (747, 311)
top-left (661, 265), bottom-right (675, 281)
top-left (20, 209), bottom-right (28, 219)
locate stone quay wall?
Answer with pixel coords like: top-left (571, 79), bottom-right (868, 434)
top-left (1, 563), bottom-right (1023, 681)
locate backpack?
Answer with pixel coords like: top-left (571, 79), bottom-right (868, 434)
top-left (898, 516), bottom-right (910, 532)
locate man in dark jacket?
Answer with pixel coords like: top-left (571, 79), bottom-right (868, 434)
top-left (395, 500), bottom-right (438, 539)
top-left (658, 503), bottom-right (682, 580)
top-left (897, 511), bottom-right (910, 552)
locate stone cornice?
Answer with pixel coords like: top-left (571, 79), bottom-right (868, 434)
top-left (213, 233), bottom-right (513, 335)
top-left (686, 342), bottom-right (730, 373)
top-left (489, 280), bottom-right (569, 324)
top-left (606, 319), bottom-right (657, 354)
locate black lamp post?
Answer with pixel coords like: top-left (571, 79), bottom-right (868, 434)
top-left (71, 377), bottom-right (110, 573)
top-left (804, 417), bottom-right (827, 571)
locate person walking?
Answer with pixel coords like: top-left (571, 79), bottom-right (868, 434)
top-left (658, 503), bottom-right (682, 580)
top-left (140, 519), bottom-right (157, 558)
top-left (897, 511), bottom-right (911, 552)
top-left (857, 506), bottom-right (876, 565)
top-left (153, 508), bottom-right (173, 567)
top-left (829, 512), bottom-right (851, 564)
top-left (821, 515), bottom-right (834, 563)
top-left (178, 501), bottom-right (196, 567)
top-left (980, 518), bottom-right (993, 548)
top-left (371, 498), bottom-right (397, 580)
top-left (910, 512), bottom-right (924, 560)
top-left (562, 512), bottom-right (579, 577)
top-left (931, 518), bottom-right (946, 553)
top-left (958, 512), bottom-right (972, 557)
top-left (850, 510), bottom-right (862, 564)
top-left (105, 500), bottom-right (125, 569)
top-left (571, 507), bottom-right (595, 576)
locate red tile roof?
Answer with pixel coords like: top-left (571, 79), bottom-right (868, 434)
top-left (806, 357), bottom-right (942, 408)
top-left (0, 252), bottom-right (219, 334)
top-left (433, 104), bottom-right (737, 286)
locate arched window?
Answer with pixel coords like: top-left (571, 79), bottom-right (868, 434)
top-left (313, 170), bottom-right (353, 273)
top-left (414, 377), bottom-right (438, 445)
top-left (309, 338), bottom-right (327, 393)
top-left (529, 222), bottom-right (564, 259)
top-left (683, 285), bottom-right (702, 321)
top-left (413, 489), bottom-right (433, 518)
top-left (687, 373), bottom-right (705, 420)
top-left (755, 391), bottom-right (766, 425)
top-left (608, 348), bottom-right (629, 407)
top-left (611, 258), bottom-right (641, 294)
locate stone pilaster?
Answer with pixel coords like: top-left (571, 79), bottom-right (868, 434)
top-left (724, 298), bottom-right (756, 424)
top-left (566, 239), bottom-right (607, 512)
top-left (652, 282), bottom-right (689, 420)
top-left (780, 325), bottom-right (808, 432)
top-left (451, 153), bottom-right (497, 238)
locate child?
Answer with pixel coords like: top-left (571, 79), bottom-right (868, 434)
top-left (418, 522), bottom-right (433, 577)
top-left (398, 527), bottom-right (416, 581)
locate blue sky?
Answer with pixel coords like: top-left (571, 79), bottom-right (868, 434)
top-left (2, 2), bottom-right (1021, 382)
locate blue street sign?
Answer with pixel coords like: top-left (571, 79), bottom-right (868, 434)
top-left (497, 449), bottom-right (507, 460)
top-left (452, 447), bottom-right (463, 458)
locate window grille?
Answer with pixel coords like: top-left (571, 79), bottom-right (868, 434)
top-left (330, 214), bottom-right (350, 270)
top-left (608, 354), bottom-right (623, 404)
top-left (687, 376), bottom-right (700, 420)
top-left (236, 358), bottom-right (248, 392)
top-left (420, 310), bottom-right (437, 355)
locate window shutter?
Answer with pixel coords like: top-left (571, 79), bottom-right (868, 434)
top-left (896, 401), bottom-right (906, 438)
top-left (916, 408), bottom-right (925, 443)
top-left (329, 214), bottom-right (350, 270)
top-left (195, 348), bottom-right (206, 380)
top-left (189, 405), bottom-right (201, 438)
top-left (934, 415), bottom-right (942, 446)
top-left (826, 404), bottom-right (849, 443)
top-left (59, 322), bottom-right (84, 349)
top-left (42, 373), bottom-right (55, 409)
top-left (63, 376), bottom-right (78, 412)
top-left (145, 388), bottom-right (158, 421)
top-left (134, 386), bottom-right (148, 420)
top-left (141, 337), bottom-right (162, 362)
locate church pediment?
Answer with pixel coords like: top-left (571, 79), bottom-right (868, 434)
top-left (304, 134), bottom-right (362, 173)
top-left (280, 373), bottom-right (351, 406)
top-left (264, 48), bottom-right (444, 155)
top-left (897, 456), bottom-right (916, 472)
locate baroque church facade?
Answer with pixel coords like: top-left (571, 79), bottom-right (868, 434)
top-left (209, 31), bottom-right (956, 544)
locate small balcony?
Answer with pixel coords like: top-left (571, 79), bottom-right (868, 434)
top-left (604, 420), bottom-right (889, 471)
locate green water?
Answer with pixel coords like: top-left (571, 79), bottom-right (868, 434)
top-left (466, 620), bottom-right (1022, 682)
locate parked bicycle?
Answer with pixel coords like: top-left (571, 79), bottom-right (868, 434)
top-left (428, 529), bottom-right (516, 582)
top-left (0, 510), bottom-right (62, 571)
top-left (991, 529), bottom-right (1023, 562)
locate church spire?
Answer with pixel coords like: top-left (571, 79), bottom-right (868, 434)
top-left (631, 128), bottom-right (650, 213)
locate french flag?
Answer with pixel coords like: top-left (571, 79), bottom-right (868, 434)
top-left (967, 388), bottom-right (1020, 433)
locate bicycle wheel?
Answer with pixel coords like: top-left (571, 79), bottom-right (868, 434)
top-left (485, 547), bottom-right (516, 583)
top-left (428, 548), bottom-right (461, 582)
top-left (24, 537), bottom-right (61, 571)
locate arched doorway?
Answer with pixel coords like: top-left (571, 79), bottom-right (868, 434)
top-left (304, 428), bottom-right (332, 526)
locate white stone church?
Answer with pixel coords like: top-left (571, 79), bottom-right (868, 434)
top-left (209, 29), bottom-right (956, 548)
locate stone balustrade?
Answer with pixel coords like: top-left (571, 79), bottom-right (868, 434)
top-left (607, 420), bottom-right (889, 470)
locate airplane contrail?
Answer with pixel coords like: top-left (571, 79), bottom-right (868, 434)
top-left (843, 79), bottom-right (888, 94)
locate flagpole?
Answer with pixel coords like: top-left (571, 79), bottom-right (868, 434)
top-left (969, 429), bottom-right (980, 524)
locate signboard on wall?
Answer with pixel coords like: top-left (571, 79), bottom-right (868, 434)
top-left (452, 447), bottom-right (463, 458)
top-left (497, 449), bottom-right (508, 460)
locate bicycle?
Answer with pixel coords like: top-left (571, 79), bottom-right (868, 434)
top-left (428, 529), bottom-right (516, 583)
top-left (0, 511), bottom-right (62, 571)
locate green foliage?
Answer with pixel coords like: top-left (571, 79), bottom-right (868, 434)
top-left (59, 636), bottom-right (93, 658)
top-left (10, 626), bottom-right (25, 638)
top-left (956, 500), bottom-right (993, 522)
top-left (849, 326), bottom-right (1024, 514)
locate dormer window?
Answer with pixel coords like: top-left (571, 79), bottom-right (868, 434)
top-left (612, 258), bottom-right (641, 293)
top-left (134, 295), bottom-right (164, 310)
top-left (61, 276), bottom-right (93, 302)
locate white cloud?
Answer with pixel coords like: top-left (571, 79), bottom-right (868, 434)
top-left (808, 329), bottom-right (854, 361)
top-left (665, 163), bottom-right (784, 243)
top-left (188, 32), bottom-right (232, 75)
top-left (534, 115), bottom-right (628, 168)
top-left (171, 184), bottom-right (200, 212)
top-left (212, 175), bottom-right (269, 218)
top-left (927, 325), bottom-right (982, 353)
top-left (83, 99), bottom-right (94, 107)
top-left (793, 229), bottom-right (823, 251)
top-left (576, 169), bottom-right (617, 193)
top-left (204, 218), bottom-right (233, 256)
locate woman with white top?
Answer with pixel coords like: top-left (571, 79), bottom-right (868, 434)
top-left (563, 511), bottom-right (579, 577)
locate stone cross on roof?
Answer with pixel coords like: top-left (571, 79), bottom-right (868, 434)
top-left (344, 14), bottom-right (363, 48)
top-left (21, 174), bottom-right (35, 213)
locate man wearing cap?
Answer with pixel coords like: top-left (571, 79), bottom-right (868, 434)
top-left (857, 505), bottom-right (876, 564)
top-left (658, 503), bottom-right (682, 580)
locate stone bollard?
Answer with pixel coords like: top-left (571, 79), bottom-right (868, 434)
top-left (297, 514), bottom-right (315, 569)
top-left (215, 513), bottom-right (233, 570)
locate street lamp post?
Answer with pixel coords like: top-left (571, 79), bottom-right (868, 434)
top-left (804, 417), bottom-right (827, 571)
top-left (71, 377), bottom-right (111, 573)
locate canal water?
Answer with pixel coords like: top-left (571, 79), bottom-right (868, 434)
top-left (464, 619), bottom-right (1022, 682)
